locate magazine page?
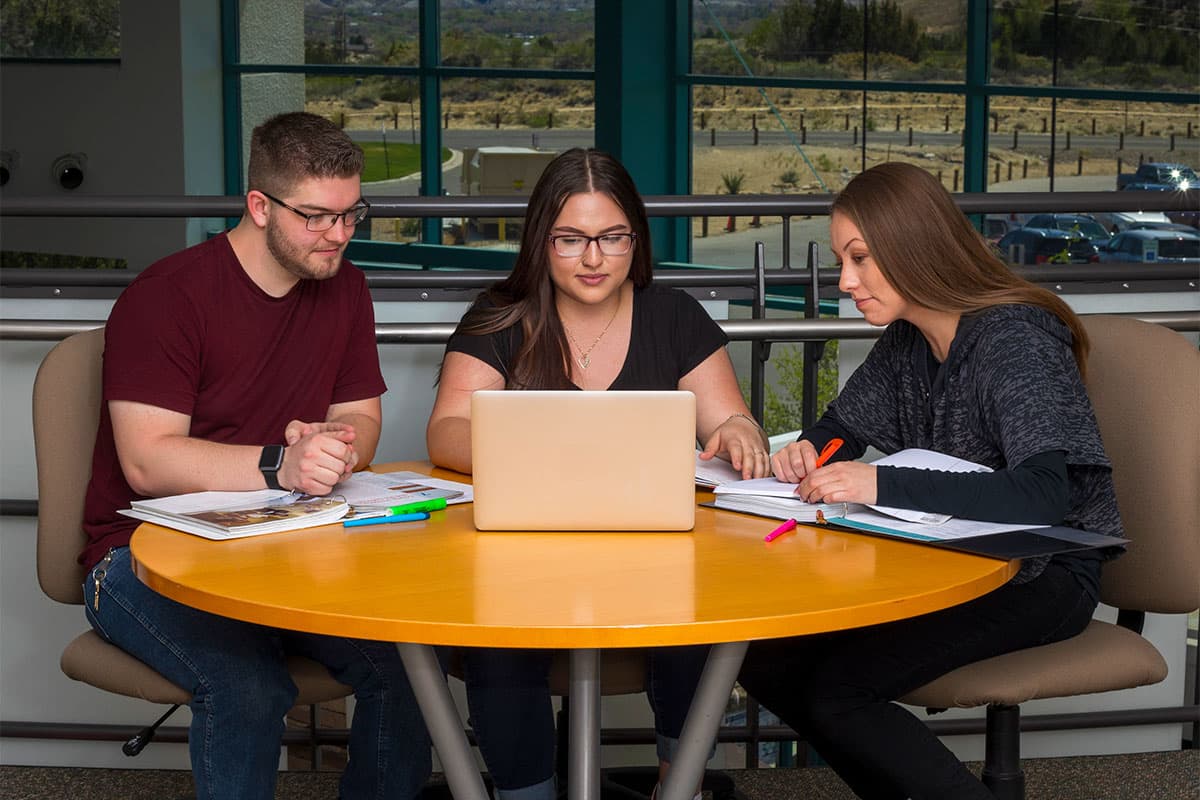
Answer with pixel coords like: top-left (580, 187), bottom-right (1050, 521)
top-left (130, 489), bottom-right (293, 515)
top-left (334, 470), bottom-right (473, 516)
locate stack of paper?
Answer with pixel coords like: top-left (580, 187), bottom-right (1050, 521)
top-left (693, 451), bottom-right (746, 489)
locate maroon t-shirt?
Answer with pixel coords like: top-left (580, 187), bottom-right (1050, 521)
top-left (80, 233), bottom-right (385, 569)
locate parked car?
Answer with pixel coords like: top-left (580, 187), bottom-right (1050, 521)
top-left (1126, 222), bottom-right (1199, 234)
top-left (1090, 211), bottom-right (1173, 234)
top-left (1120, 182), bottom-right (1175, 191)
top-left (1165, 209), bottom-right (1200, 230)
top-left (1096, 229), bottom-right (1200, 265)
top-left (1022, 213), bottom-right (1111, 245)
top-left (982, 215), bottom-right (1015, 243)
top-left (1116, 162), bottom-right (1198, 191)
top-left (996, 228), bottom-right (1100, 265)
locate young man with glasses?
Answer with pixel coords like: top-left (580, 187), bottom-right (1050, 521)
top-left (80, 112), bottom-right (431, 799)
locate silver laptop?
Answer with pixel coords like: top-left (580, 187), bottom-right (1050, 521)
top-left (471, 390), bottom-right (697, 531)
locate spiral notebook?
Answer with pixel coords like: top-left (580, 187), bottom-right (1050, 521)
top-left (471, 390), bottom-right (698, 531)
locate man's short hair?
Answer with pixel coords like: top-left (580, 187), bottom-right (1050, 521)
top-left (247, 112), bottom-right (365, 196)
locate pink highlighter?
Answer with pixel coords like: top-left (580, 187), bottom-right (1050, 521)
top-left (762, 438), bottom-right (845, 543)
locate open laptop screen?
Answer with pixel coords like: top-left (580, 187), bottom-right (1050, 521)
top-left (470, 390), bottom-right (697, 531)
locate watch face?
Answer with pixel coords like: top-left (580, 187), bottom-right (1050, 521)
top-left (259, 445), bottom-right (284, 471)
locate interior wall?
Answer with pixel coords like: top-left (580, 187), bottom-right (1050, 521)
top-left (0, 1), bottom-right (223, 270)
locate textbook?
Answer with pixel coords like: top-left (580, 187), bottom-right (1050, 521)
top-left (121, 490), bottom-right (349, 540)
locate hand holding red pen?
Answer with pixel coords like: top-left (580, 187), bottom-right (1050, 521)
top-left (795, 438), bottom-right (880, 506)
top-left (770, 437), bottom-right (845, 484)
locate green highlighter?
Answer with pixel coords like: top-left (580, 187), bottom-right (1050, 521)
top-left (385, 497), bottom-right (449, 515)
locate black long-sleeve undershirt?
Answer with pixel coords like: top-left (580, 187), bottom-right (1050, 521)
top-left (797, 417), bottom-right (1070, 524)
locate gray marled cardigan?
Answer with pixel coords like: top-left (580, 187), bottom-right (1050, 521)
top-left (826, 304), bottom-right (1123, 583)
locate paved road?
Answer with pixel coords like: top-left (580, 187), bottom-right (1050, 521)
top-left (349, 126), bottom-right (1198, 158)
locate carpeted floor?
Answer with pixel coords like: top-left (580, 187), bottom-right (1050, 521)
top-left (2, 750), bottom-right (1198, 800)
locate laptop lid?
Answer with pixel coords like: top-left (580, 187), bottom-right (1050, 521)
top-left (471, 390), bottom-right (697, 531)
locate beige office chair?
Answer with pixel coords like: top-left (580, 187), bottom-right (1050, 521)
top-left (901, 315), bottom-right (1200, 800)
top-left (33, 327), bottom-right (352, 755)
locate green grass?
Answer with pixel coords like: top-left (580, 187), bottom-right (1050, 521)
top-left (360, 143), bottom-right (451, 183)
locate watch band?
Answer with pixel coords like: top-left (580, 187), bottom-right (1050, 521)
top-left (259, 445), bottom-right (284, 490)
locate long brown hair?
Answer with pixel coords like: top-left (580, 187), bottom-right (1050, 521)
top-left (832, 162), bottom-right (1089, 374)
top-left (457, 148), bottom-right (654, 389)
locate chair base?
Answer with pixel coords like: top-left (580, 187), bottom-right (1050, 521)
top-left (981, 704), bottom-right (1025, 800)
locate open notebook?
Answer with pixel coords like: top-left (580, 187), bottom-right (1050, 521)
top-left (471, 390), bottom-right (698, 531)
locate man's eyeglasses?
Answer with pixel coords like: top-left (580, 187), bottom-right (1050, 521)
top-left (548, 233), bottom-right (637, 258)
top-left (261, 191), bottom-right (370, 232)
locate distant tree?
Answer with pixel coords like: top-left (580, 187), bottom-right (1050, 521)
top-left (746, 0), bottom-right (923, 64)
top-left (306, 39), bottom-right (334, 65)
top-left (0, 0), bottom-right (120, 58)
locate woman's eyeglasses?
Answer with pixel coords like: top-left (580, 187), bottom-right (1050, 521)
top-left (548, 233), bottom-right (637, 258)
top-left (262, 192), bottom-right (370, 232)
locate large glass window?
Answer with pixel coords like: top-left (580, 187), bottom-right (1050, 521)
top-left (440, 1), bottom-right (593, 69)
top-left (301, 1), bottom-right (418, 66)
top-left (0, 0), bottom-right (120, 59)
top-left (442, 77), bottom-right (595, 252)
top-left (991, 0), bottom-right (1199, 94)
top-left (232, 0), bottom-right (595, 253)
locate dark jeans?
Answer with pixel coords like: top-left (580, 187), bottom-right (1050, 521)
top-left (738, 562), bottom-right (1096, 800)
top-left (461, 644), bottom-right (710, 794)
top-left (84, 546), bottom-right (432, 800)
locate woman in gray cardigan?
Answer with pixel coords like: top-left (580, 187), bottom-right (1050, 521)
top-left (739, 162), bottom-right (1124, 800)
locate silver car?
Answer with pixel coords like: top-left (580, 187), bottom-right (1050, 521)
top-left (1096, 229), bottom-right (1200, 265)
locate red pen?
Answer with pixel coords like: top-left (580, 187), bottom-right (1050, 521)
top-left (814, 437), bottom-right (845, 469)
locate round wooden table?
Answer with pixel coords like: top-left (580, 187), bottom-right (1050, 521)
top-left (132, 462), bottom-right (1017, 800)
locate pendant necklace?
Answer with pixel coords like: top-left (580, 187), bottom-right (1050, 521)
top-left (564, 294), bottom-right (621, 370)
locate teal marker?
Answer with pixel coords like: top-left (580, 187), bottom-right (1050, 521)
top-left (343, 511), bottom-right (430, 528)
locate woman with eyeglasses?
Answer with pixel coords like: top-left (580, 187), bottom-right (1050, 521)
top-left (426, 147), bottom-right (769, 800)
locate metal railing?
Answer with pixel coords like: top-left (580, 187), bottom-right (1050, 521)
top-left (2, 191), bottom-right (1199, 762)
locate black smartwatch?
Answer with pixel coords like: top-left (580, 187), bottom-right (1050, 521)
top-left (259, 445), bottom-right (285, 490)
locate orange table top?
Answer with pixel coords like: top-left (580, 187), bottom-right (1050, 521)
top-left (131, 462), bottom-right (1018, 649)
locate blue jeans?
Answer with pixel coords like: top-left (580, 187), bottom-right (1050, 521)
top-left (738, 561), bottom-right (1097, 800)
top-left (461, 644), bottom-right (710, 800)
top-left (84, 546), bottom-right (431, 800)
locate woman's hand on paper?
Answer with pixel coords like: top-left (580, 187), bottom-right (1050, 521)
top-left (796, 461), bottom-right (877, 506)
top-left (699, 416), bottom-right (771, 479)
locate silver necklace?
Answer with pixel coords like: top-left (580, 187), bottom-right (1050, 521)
top-left (563, 295), bottom-right (621, 370)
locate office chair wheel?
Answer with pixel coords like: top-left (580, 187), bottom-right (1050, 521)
top-left (122, 703), bottom-right (182, 756)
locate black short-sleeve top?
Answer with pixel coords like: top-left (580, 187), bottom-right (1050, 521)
top-left (445, 283), bottom-right (728, 390)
